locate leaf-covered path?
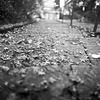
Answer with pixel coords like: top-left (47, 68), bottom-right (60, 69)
top-left (0, 20), bottom-right (100, 100)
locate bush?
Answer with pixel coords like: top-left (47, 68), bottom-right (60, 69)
top-left (83, 10), bottom-right (96, 22)
top-left (0, 0), bottom-right (42, 24)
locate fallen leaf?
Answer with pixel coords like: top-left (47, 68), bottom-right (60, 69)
top-left (52, 48), bottom-right (59, 53)
top-left (7, 93), bottom-right (16, 100)
top-left (49, 77), bottom-right (56, 84)
top-left (27, 39), bottom-right (32, 44)
top-left (20, 68), bottom-right (26, 74)
top-left (38, 70), bottom-right (45, 76)
top-left (4, 81), bottom-right (9, 86)
top-left (3, 47), bottom-right (9, 52)
top-left (91, 53), bottom-right (100, 59)
top-left (48, 28), bottom-right (50, 30)
top-left (40, 80), bottom-right (48, 89)
top-left (0, 65), bottom-right (10, 71)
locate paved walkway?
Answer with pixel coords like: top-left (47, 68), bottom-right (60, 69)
top-left (1, 20), bottom-right (100, 100)
top-left (25, 20), bottom-right (100, 99)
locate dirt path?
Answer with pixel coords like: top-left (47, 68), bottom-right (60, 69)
top-left (0, 20), bottom-right (100, 100)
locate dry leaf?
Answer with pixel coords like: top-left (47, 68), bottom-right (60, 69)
top-left (91, 54), bottom-right (100, 58)
top-left (38, 70), bottom-right (45, 76)
top-left (0, 65), bottom-right (10, 71)
top-left (28, 39), bottom-right (32, 44)
top-left (49, 77), bottom-right (56, 84)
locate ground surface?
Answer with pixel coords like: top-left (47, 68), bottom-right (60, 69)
top-left (0, 19), bottom-right (100, 100)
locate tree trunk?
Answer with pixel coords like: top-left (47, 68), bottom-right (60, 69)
top-left (70, 0), bottom-right (75, 27)
top-left (93, 6), bottom-right (100, 33)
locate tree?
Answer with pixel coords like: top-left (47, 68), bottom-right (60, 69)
top-left (70, 0), bottom-right (76, 26)
top-left (93, 4), bottom-right (100, 33)
top-left (0, 0), bottom-right (42, 24)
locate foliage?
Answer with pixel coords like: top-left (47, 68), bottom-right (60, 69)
top-left (55, 0), bottom-right (60, 6)
top-left (73, 0), bottom-right (97, 22)
top-left (0, 0), bottom-right (42, 24)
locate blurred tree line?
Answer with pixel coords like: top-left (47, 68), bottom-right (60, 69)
top-left (58, 0), bottom-right (99, 22)
top-left (73, 0), bottom-right (100, 22)
top-left (74, 0), bottom-right (97, 22)
top-left (0, 0), bottom-right (99, 24)
top-left (0, 0), bottom-right (43, 24)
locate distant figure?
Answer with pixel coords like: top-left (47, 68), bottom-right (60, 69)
top-left (59, 8), bottom-right (63, 20)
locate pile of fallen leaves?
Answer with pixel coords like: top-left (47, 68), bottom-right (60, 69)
top-left (0, 25), bottom-right (72, 100)
top-left (0, 22), bottom-right (100, 100)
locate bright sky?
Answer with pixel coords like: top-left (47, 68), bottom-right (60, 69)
top-left (43, 0), bottom-right (65, 8)
top-left (44, 0), bottom-right (55, 7)
top-left (60, 0), bottom-right (65, 7)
